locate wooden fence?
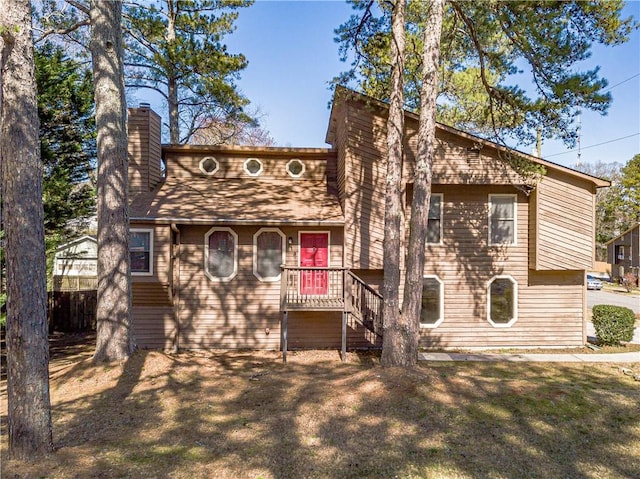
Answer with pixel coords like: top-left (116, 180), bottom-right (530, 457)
top-left (53, 275), bottom-right (98, 291)
top-left (49, 290), bottom-right (97, 332)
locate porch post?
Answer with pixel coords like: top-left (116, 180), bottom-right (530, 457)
top-left (341, 310), bottom-right (347, 362)
top-left (282, 310), bottom-right (288, 363)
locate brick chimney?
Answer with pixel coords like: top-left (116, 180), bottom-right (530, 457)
top-left (128, 104), bottom-right (163, 193)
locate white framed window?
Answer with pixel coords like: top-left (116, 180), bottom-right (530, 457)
top-left (130, 228), bottom-right (154, 276)
top-left (204, 227), bottom-right (238, 282)
top-left (487, 275), bottom-right (518, 327)
top-left (489, 194), bottom-right (517, 245)
top-left (243, 158), bottom-right (263, 177)
top-left (199, 156), bottom-right (219, 175)
top-left (286, 159), bottom-right (305, 178)
top-left (253, 228), bottom-right (285, 282)
top-left (427, 194), bottom-right (443, 244)
top-left (421, 275), bottom-right (444, 328)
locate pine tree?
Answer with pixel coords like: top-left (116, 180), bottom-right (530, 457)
top-left (90, 0), bottom-right (136, 362)
top-left (399, 0), bottom-right (444, 368)
top-left (36, 42), bottom-right (96, 276)
top-left (381, 0), bottom-right (408, 367)
top-left (335, 0), bottom-right (634, 147)
top-left (124, 0), bottom-right (255, 143)
top-left (34, 0), bottom-right (256, 145)
top-left (619, 154), bottom-right (640, 227)
top-left (1, 0), bottom-right (54, 458)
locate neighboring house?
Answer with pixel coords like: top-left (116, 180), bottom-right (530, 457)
top-left (605, 224), bottom-right (640, 281)
top-left (128, 88), bottom-right (609, 352)
top-left (53, 235), bottom-right (98, 291)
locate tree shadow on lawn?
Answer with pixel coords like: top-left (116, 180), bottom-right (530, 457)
top-left (2, 349), bottom-right (639, 479)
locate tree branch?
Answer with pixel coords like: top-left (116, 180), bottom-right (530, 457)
top-left (125, 83), bottom-right (169, 100)
top-left (35, 19), bottom-right (90, 43)
top-left (65, 0), bottom-right (90, 15)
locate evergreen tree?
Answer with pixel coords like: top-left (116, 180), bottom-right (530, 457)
top-left (124, 0), bottom-right (255, 144)
top-left (35, 0), bottom-right (256, 145)
top-left (335, 0), bottom-right (635, 148)
top-left (35, 42), bottom-right (96, 274)
top-left (619, 153), bottom-right (640, 227)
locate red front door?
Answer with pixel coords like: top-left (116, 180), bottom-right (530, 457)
top-left (299, 233), bottom-right (329, 295)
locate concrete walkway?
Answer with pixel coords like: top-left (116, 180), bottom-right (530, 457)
top-left (419, 321), bottom-right (640, 363)
top-left (419, 351), bottom-right (640, 363)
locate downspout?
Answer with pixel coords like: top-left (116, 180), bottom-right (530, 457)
top-left (171, 223), bottom-right (180, 353)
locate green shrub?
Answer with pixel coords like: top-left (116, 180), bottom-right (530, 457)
top-left (592, 304), bottom-right (636, 345)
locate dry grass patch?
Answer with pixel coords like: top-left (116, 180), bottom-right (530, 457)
top-left (1, 340), bottom-right (639, 479)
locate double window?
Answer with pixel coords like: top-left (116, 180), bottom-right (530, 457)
top-left (130, 229), bottom-right (153, 275)
top-left (204, 227), bottom-right (286, 282)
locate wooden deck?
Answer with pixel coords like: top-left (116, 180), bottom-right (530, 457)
top-left (280, 267), bottom-right (383, 362)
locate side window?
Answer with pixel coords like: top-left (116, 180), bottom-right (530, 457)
top-left (427, 194), bottom-right (443, 244)
top-left (421, 275), bottom-right (444, 328)
top-left (130, 229), bottom-right (153, 275)
top-left (489, 194), bottom-right (517, 245)
top-left (254, 228), bottom-right (285, 281)
top-left (205, 227), bottom-right (238, 282)
top-left (487, 275), bottom-right (518, 327)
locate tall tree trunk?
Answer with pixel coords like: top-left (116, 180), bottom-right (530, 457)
top-left (0, 0), bottom-right (54, 458)
top-left (168, 74), bottom-right (179, 144)
top-left (381, 0), bottom-right (407, 367)
top-left (166, 0), bottom-right (180, 144)
top-left (401, 0), bottom-right (444, 368)
top-left (90, 0), bottom-right (136, 362)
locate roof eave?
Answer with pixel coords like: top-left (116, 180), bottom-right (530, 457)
top-left (130, 217), bottom-right (345, 227)
top-left (603, 223), bottom-right (640, 245)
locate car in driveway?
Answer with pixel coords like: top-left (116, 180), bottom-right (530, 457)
top-left (587, 275), bottom-right (603, 290)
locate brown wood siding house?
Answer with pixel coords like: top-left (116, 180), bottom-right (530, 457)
top-left (128, 89), bottom-right (608, 351)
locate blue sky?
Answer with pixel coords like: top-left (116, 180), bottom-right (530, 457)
top-left (147, 0), bottom-right (640, 169)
